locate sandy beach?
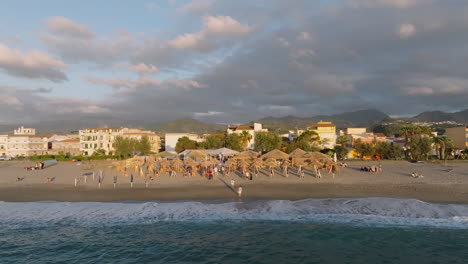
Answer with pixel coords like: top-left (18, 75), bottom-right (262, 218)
top-left (1, 160), bottom-right (467, 203)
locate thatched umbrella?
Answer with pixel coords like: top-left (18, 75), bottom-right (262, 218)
top-left (295, 159), bottom-right (307, 178)
top-left (250, 158), bottom-right (263, 177)
top-left (155, 151), bottom-right (178, 158)
top-left (234, 150), bottom-right (259, 160)
top-left (186, 150), bottom-right (207, 161)
top-left (224, 158), bottom-right (237, 167)
top-left (200, 160), bottom-right (214, 167)
top-left (301, 152), bottom-right (335, 168)
top-left (264, 158), bottom-right (278, 178)
top-left (289, 148), bottom-right (306, 166)
top-left (172, 158), bottom-right (184, 171)
top-left (261, 149), bottom-right (290, 160)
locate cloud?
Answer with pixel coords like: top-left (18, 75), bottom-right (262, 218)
top-left (203, 15), bottom-right (251, 35)
top-left (177, 0), bottom-right (213, 14)
top-left (401, 77), bottom-right (468, 96)
top-left (397, 23), bottom-right (416, 39)
top-left (45, 17), bottom-right (95, 39)
top-left (86, 75), bottom-right (207, 92)
top-left (193, 111), bottom-right (224, 117)
top-left (41, 17), bottom-right (134, 64)
top-left (116, 63), bottom-right (159, 74)
top-left (0, 43), bottom-right (67, 82)
top-left (0, 95), bottom-right (23, 107)
top-left (169, 15), bottom-right (251, 51)
top-left (350, 0), bottom-right (434, 8)
top-left (85, 76), bottom-right (160, 91)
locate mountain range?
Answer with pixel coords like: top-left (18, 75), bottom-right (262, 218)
top-left (411, 109), bottom-right (468, 123)
top-left (0, 108), bottom-right (466, 135)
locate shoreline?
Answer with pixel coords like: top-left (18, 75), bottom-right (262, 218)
top-left (1, 182), bottom-right (468, 204)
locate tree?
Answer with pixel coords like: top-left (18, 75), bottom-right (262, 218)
top-left (336, 135), bottom-right (350, 147)
top-left (136, 135), bottom-right (152, 155)
top-left (113, 136), bottom-right (139, 158)
top-left (239, 130), bottom-right (253, 149)
top-left (225, 133), bottom-right (243, 151)
top-left (296, 130), bottom-right (320, 144)
top-left (92, 148), bottom-right (106, 156)
top-left (374, 142), bottom-right (402, 160)
top-left (354, 139), bottom-right (374, 158)
top-left (433, 136), bottom-right (452, 160)
top-left (175, 136), bottom-right (198, 153)
top-left (399, 125), bottom-right (433, 160)
top-left (201, 135), bottom-right (223, 149)
top-left (334, 145), bottom-right (349, 160)
top-left (254, 132), bottom-right (282, 153)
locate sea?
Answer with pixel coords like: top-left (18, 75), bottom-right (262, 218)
top-left (1, 198), bottom-right (468, 263)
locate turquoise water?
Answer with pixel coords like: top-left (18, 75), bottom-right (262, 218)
top-left (1, 198), bottom-right (468, 263)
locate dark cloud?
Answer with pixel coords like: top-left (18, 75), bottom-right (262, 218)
top-left (2, 0), bottom-right (468, 124)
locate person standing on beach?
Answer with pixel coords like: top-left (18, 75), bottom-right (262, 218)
top-left (231, 179), bottom-right (235, 188)
top-left (113, 175), bottom-right (117, 188)
top-left (237, 185), bottom-right (243, 198)
top-left (130, 174), bottom-right (134, 188)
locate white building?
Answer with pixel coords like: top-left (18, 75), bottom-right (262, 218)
top-left (165, 133), bottom-right (205, 153)
top-left (226, 122), bottom-right (268, 149)
top-left (0, 126), bottom-right (48, 157)
top-left (79, 127), bottom-right (161, 156)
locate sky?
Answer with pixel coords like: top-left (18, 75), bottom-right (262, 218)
top-left (1, 0), bottom-right (468, 124)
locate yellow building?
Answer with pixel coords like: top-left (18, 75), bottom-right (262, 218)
top-left (307, 121), bottom-right (337, 148)
top-left (444, 126), bottom-right (468, 149)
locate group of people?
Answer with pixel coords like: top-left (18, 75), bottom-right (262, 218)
top-left (360, 165), bottom-right (382, 173)
top-left (24, 162), bottom-right (45, 171)
top-left (411, 172), bottom-right (424, 178)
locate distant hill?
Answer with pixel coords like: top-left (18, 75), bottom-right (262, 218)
top-left (413, 109), bottom-right (468, 123)
top-left (152, 119), bottom-right (225, 135)
top-left (253, 109), bottom-right (389, 132)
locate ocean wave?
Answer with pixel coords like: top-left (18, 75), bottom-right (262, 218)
top-left (1, 198), bottom-right (468, 229)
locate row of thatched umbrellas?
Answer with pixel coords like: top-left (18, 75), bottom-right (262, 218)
top-left (114, 148), bottom-right (336, 177)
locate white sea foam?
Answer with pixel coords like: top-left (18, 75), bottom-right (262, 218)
top-left (1, 198), bottom-right (468, 229)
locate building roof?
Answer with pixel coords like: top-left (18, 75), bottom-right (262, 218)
top-left (123, 132), bottom-right (157, 136)
top-left (83, 127), bottom-right (122, 130)
top-left (374, 133), bottom-right (387, 137)
top-left (227, 125), bottom-right (253, 131)
top-left (307, 123), bottom-right (336, 128)
top-left (7, 135), bottom-right (47, 138)
top-left (57, 139), bottom-right (80, 143)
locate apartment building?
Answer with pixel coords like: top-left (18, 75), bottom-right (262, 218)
top-left (445, 126), bottom-right (468, 149)
top-left (306, 121), bottom-right (337, 148)
top-left (79, 127), bottom-right (160, 155)
top-left (226, 122), bottom-right (268, 149)
top-left (0, 126), bottom-right (48, 157)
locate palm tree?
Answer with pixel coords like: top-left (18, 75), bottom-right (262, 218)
top-left (239, 130), bottom-right (253, 149)
top-left (433, 136), bottom-right (452, 160)
top-left (399, 125), bottom-right (434, 160)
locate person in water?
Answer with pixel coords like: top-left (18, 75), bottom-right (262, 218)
top-left (237, 185), bottom-right (243, 198)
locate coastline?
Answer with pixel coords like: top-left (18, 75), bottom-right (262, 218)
top-left (1, 182), bottom-right (468, 204)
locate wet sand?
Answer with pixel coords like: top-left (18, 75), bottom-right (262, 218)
top-left (1, 160), bottom-right (467, 203)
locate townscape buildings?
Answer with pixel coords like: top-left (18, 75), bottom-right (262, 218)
top-left (1, 120), bottom-right (467, 158)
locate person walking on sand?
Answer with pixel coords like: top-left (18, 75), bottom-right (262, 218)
top-left (113, 175), bottom-right (117, 189)
top-left (130, 173), bottom-right (134, 188)
top-left (237, 185), bottom-right (243, 198)
top-left (231, 179), bottom-right (235, 188)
